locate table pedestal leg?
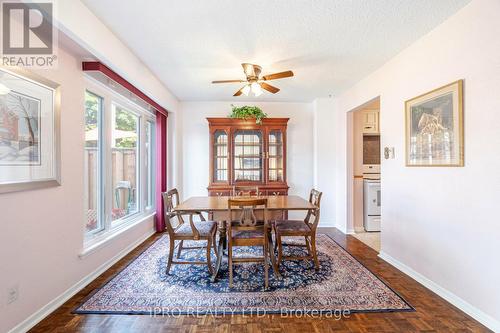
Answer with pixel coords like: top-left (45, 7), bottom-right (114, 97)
top-left (211, 220), bottom-right (226, 282)
top-left (268, 231), bottom-right (281, 278)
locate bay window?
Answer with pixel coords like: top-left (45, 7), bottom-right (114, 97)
top-left (84, 82), bottom-right (156, 242)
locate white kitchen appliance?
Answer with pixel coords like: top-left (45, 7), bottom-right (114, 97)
top-left (363, 179), bottom-right (381, 231)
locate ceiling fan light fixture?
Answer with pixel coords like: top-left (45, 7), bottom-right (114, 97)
top-left (242, 84), bottom-right (251, 96)
top-left (212, 63), bottom-right (293, 97)
top-left (251, 82), bottom-right (262, 96)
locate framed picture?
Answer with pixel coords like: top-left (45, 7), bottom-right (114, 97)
top-left (405, 80), bottom-right (464, 167)
top-left (0, 66), bottom-right (61, 193)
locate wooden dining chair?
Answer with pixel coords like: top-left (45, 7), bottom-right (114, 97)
top-left (162, 188), bottom-right (218, 275)
top-left (227, 198), bottom-right (270, 288)
top-left (232, 185), bottom-right (260, 197)
top-left (273, 189), bottom-right (323, 270)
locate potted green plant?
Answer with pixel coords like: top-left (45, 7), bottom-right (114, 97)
top-left (228, 104), bottom-right (268, 124)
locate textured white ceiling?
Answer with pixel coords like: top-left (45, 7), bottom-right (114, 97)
top-left (82, 0), bottom-right (470, 102)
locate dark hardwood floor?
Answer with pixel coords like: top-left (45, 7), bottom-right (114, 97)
top-left (30, 228), bottom-right (490, 332)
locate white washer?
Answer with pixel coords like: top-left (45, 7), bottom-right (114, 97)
top-left (363, 179), bottom-right (381, 231)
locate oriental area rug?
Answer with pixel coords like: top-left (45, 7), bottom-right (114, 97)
top-left (75, 234), bottom-right (413, 315)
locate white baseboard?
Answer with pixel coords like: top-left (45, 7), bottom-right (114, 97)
top-left (8, 228), bottom-right (156, 333)
top-left (319, 221), bottom-right (336, 228)
top-left (378, 251), bottom-right (500, 332)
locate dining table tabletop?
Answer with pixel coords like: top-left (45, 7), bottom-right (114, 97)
top-left (174, 195), bottom-right (317, 212)
top-left (173, 195), bottom-right (318, 281)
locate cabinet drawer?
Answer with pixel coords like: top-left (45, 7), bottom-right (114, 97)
top-left (209, 191), bottom-right (230, 197)
top-left (267, 190), bottom-right (287, 196)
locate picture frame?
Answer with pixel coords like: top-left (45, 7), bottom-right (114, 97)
top-left (0, 66), bottom-right (61, 193)
top-left (405, 80), bottom-right (464, 167)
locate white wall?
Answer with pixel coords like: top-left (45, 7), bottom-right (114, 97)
top-left (313, 98), bottom-right (338, 228)
top-left (179, 101), bottom-right (316, 220)
top-left (0, 2), bottom-right (179, 332)
top-left (315, 0), bottom-right (500, 329)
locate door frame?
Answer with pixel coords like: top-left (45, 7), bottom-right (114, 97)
top-left (346, 96), bottom-right (381, 235)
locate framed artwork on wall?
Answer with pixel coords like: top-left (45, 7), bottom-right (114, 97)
top-left (0, 66), bottom-right (61, 193)
top-left (405, 80), bottom-right (464, 167)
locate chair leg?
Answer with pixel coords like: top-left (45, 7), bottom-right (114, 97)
top-left (228, 239), bottom-right (233, 288)
top-left (273, 226), bottom-right (278, 252)
top-left (264, 241), bottom-right (269, 289)
top-left (311, 234), bottom-right (320, 271)
top-left (176, 240), bottom-right (184, 259)
top-left (206, 237), bottom-right (214, 275)
top-left (166, 237), bottom-right (175, 274)
top-left (212, 232), bottom-right (219, 258)
top-left (277, 234), bottom-right (283, 269)
top-left (305, 236), bottom-right (312, 256)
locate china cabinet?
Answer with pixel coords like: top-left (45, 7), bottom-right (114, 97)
top-left (207, 118), bottom-right (289, 196)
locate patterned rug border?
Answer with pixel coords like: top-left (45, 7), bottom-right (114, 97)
top-left (73, 233), bottom-right (415, 315)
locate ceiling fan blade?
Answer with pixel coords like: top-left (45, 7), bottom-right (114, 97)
top-left (241, 63), bottom-right (255, 77)
top-left (260, 82), bottom-right (280, 94)
top-left (233, 86), bottom-right (245, 96)
top-left (262, 70), bottom-right (294, 81)
top-left (212, 80), bottom-right (245, 84)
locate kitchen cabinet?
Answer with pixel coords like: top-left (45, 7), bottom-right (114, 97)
top-left (362, 110), bottom-right (379, 134)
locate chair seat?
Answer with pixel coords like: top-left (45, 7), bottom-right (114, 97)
top-left (232, 229), bottom-right (266, 239)
top-left (175, 221), bottom-right (217, 237)
top-left (230, 220), bottom-right (265, 227)
top-left (274, 220), bottom-right (311, 234)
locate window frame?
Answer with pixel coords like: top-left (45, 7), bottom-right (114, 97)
top-left (110, 101), bottom-right (142, 228)
top-left (84, 90), bottom-right (105, 236)
top-left (145, 119), bottom-right (156, 210)
top-left (83, 77), bottom-right (156, 246)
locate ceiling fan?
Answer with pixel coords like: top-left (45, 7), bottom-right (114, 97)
top-left (212, 63), bottom-right (294, 97)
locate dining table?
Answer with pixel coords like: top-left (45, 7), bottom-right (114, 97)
top-left (173, 195), bottom-right (317, 281)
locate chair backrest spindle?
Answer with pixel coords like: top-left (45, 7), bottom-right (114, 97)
top-left (304, 189), bottom-right (323, 230)
top-left (228, 198), bottom-right (268, 231)
top-left (162, 188), bottom-right (184, 235)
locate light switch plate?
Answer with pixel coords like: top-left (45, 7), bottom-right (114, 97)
top-left (7, 285), bottom-right (19, 304)
top-left (384, 147), bottom-right (395, 159)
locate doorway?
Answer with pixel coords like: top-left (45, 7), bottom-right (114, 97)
top-left (347, 97), bottom-right (381, 252)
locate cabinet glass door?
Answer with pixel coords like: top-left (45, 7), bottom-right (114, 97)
top-left (213, 130), bottom-right (228, 182)
top-left (268, 130), bottom-right (284, 182)
top-left (233, 129), bottom-right (263, 182)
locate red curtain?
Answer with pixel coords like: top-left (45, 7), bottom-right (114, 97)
top-left (155, 111), bottom-right (167, 232)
